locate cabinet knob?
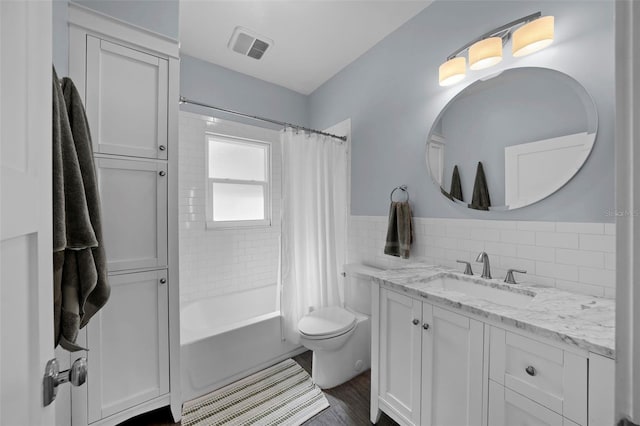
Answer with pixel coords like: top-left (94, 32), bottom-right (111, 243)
top-left (159, 145), bottom-right (166, 151)
top-left (412, 319), bottom-right (420, 325)
top-left (423, 323), bottom-right (430, 330)
top-left (159, 278), bottom-right (167, 284)
top-left (159, 170), bottom-right (166, 177)
top-left (525, 365), bottom-right (536, 376)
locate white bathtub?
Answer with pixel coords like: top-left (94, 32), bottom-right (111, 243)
top-left (180, 285), bottom-right (303, 402)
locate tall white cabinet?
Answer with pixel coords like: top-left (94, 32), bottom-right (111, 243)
top-left (65, 4), bottom-right (181, 425)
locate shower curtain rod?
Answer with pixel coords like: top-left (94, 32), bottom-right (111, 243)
top-left (179, 96), bottom-right (348, 142)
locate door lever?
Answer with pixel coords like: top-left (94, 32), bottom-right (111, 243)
top-left (43, 357), bottom-right (88, 406)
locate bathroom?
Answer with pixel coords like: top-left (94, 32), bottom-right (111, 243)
top-left (0, 0), bottom-right (638, 425)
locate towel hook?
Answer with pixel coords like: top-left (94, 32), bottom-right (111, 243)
top-left (390, 185), bottom-right (410, 202)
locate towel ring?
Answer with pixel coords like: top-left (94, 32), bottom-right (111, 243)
top-left (390, 185), bottom-right (410, 202)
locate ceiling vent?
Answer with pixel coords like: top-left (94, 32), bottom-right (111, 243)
top-left (228, 26), bottom-right (273, 60)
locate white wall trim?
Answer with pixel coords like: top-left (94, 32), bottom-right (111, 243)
top-left (68, 2), bottom-right (179, 59)
top-left (614, 0), bottom-right (640, 423)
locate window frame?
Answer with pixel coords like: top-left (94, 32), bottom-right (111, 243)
top-left (205, 133), bottom-right (272, 229)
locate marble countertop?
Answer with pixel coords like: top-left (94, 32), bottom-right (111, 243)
top-left (371, 263), bottom-right (615, 358)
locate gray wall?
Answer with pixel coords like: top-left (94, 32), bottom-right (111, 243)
top-left (180, 55), bottom-right (309, 128)
top-left (308, 0), bottom-right (615, 223)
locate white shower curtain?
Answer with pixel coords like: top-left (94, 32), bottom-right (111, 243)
top-left (279, 128), bottom-right (348, 344)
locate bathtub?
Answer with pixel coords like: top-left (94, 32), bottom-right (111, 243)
top-left (180, 285), bottom-right (303, 402)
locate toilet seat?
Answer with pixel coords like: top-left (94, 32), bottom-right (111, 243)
top-left (298, 307), bottom-right (357, 340)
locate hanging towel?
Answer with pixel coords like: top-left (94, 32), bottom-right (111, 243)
top-left (384, 201), bottom-right (413, 259)
top-left (52, 67), bottom-right (110, 351)
top-left (450, 165), bottom-right (464, 202)
top-left (469, 161), bottom-right (491, 211)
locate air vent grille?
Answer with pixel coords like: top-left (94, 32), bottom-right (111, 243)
top-left (228, 27), bottom-right (273, 60)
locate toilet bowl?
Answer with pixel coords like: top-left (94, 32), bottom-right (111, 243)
top-left (297, 264), bottom-right (380, 389)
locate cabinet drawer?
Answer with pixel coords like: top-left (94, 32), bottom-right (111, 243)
top-left (489, 327), bottom-right (587, 425)
top-left (489, 380), bottom-right (564, 426)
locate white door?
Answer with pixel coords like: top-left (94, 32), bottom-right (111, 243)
top-left (85, 37), bottom-right (169, 160)
top-left (421, 305), bottom-right (484, 426)
top-left (379, 289), bottom-right (422, 425)
top-left (96, 157), bottom-right (168, 272)
top-left (0, 1), bottom-right (55, 425)
top-left (87, 270), bottom-right (169, 422)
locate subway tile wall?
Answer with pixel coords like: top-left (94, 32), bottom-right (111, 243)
top-left (179, 113), bottom-right (281, 304)
top-left (348, 216), bottom-right (616, 298)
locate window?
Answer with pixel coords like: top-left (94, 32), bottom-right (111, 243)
top-left (206, 134), bottom-right (271, 228)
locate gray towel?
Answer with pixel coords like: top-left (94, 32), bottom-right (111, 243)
top-left (384, 201), bottom-right (413, 259)
top-left (469, 161), bottom-right (491, 211)
top-left (450, 165), bottom-right (464, 202)
top-left (53, 67), bottom-right (110, 351)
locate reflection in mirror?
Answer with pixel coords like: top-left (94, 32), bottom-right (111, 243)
top-left (426, 67), bottom-right (598, 211)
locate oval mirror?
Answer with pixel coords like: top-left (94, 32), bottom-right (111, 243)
top-left (426, 67), bottom-right (598, 211)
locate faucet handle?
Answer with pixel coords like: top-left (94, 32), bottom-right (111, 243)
top-left (456, 260), bottom-right (473, 275)
top-left (504, 269), bottom-right (527, 284)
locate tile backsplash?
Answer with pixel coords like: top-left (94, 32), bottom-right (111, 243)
top-left (348, 216), bottom-right (615, 298)
top-left (179, 113), bottom-right (281, 304)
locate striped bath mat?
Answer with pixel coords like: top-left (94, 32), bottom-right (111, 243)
top-left (181, 359), bottom-right (329, 426)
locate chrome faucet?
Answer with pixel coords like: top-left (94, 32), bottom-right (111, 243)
top-left (475, 252), bottom-right (491, 279)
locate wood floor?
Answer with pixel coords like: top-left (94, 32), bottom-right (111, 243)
top-left (117, 351), bottom-right (398, 426)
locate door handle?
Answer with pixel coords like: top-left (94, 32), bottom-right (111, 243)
top-left (43, 357), bottom-right (88, 406)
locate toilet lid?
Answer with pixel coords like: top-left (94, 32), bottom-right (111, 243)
top-left (298, 307), bottom-right (357, 338)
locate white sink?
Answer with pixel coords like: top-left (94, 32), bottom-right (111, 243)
top-left (410, 275), bottom-right (535, 308)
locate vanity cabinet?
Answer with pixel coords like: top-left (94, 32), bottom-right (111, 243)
top-left (375, 288), bottom-right (483, 426)
top-left (489, 327), bottom-right (587, 426)
top-left (378, 289), bottom-right (422, 425)
top-left (372, 284), bottom-right (613, 426)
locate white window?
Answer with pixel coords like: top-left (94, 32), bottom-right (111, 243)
top-left (206, 134), bottom-right (271, 228)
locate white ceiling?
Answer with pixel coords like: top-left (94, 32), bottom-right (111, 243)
top-left (179, 1), bottom-right (432, 95)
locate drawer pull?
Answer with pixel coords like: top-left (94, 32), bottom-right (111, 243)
top-left (423, 323), bottom-right (430, 330)
top-left (159, 145), bottom-right (166, 151)
top-left (412, 319), bottom-right (420, 325)
top-left (525, 366), bottom-right (536, 376)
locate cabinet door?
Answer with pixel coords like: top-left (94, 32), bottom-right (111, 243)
top-left (489, 380), bottom-right (563, 426)
top-left (421, 305), bottom-right (484, 426)
top-left (87, 270), bottom-right (169, 422)
top-left (86, 36), bottom-right (168, 159)
top-left (379, 289), bottom-right (422, 425)
top-left (97, 157), bottom-right (168, 272)
top-left (588, 353), bottom-right (614, 426)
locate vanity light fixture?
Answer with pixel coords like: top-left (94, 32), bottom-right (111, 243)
top-left (438, 12), bottom-right (554, 86)
top-left (512, 16), bottom-right (555, 57)
top-left (438, 57), bottom-right (467, 86)
top-left (469, 36), bottom-right (503, 70)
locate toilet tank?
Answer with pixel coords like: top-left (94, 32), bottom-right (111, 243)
top-left (343, 263), bottom-right (382, 315)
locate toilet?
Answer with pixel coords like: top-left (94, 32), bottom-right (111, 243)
top-left (298, 263), bottom-right (381, 389)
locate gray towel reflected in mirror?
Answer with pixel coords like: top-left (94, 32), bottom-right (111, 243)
top-left (469, 161), bottom-right (491, 211)
top-left (450, 165), bottom-right (463, 202)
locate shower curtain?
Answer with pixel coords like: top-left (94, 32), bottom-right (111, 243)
top-left (279, 128), bottom-right (348, 344)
